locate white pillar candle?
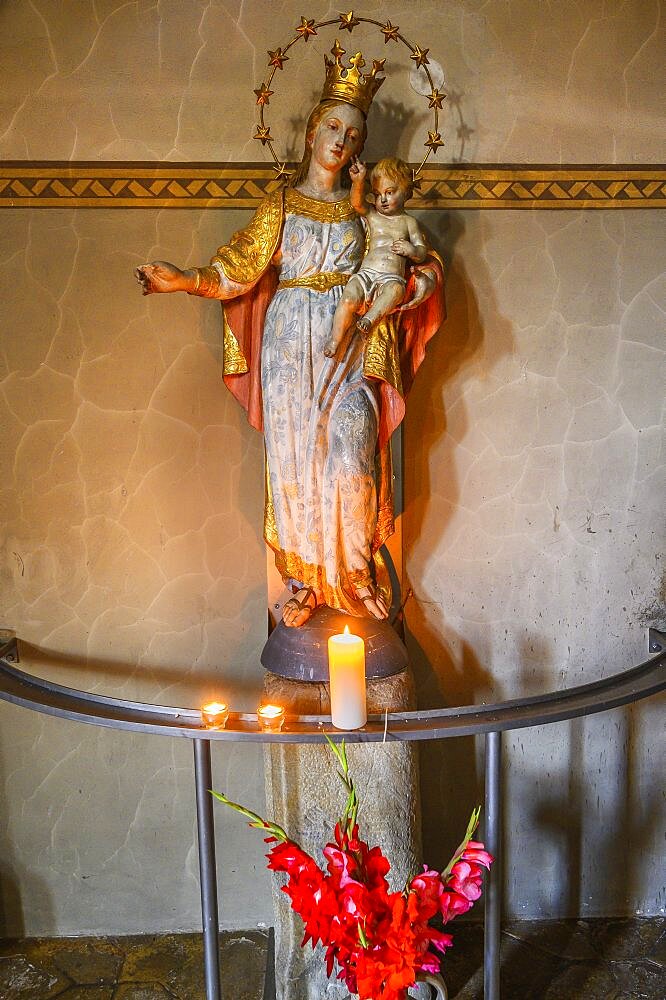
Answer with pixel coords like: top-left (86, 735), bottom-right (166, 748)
top-left (328, 626), bottom-right (367, 730)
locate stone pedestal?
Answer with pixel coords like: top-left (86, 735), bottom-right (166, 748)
top-left (263, 669), bottom-right (423, 1000)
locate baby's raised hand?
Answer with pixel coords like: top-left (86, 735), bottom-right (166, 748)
top-left (391, 239), bottom-right (413, 257)
top-left (349, 156), bottom-right (366, 182)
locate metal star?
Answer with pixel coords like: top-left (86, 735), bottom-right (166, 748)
top-left (428, 88), bottom-right (446, 109)
top-left (272, 162), bottom-right (293, 182)
top-left (253, 124), bottom-right (273, 145)
top-left (253, 84), bottom-right (274, 106)
top-left (295, 17), bottom-right (317, 41)
top-left (371, 58), bottom-right (386, 74)
top-left (410, 45), bottom-right (430, 68)
top-left (425, 130), bottom-right (444, 152)
top-left (330, 39), bottom-right (346, 59)
top-left (267, 48), bottom-right (289, 70)
top-left (338, 10), bottom-right (360, 32)
top-left (381, 20), bottom-right (400, 43)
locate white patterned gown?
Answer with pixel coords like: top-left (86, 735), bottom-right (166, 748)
top-left (260, 194), bottom-right (380, 611)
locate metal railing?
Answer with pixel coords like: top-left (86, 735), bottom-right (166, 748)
top-left (0, 631), bottom-right (663, 1000)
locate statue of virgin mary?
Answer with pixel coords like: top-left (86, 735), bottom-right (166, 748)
top-left (136, 45), bottom-right (445, 628)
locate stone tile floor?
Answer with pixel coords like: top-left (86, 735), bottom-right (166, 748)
top-left (0, 918), bottom-right (663, 999)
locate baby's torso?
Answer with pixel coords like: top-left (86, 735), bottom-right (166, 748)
top-left (363, 210), bottom-right (412, 274)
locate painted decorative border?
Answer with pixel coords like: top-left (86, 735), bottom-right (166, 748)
top-left (0, 163), bottom-right (664, 209)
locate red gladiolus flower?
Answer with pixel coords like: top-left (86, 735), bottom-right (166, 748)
top-left (263, 829), bottom-right (493, 999)
top-left (264, 831), bottom-right (492, 999)
top-left (213, 745), bottom-right (493, 1000)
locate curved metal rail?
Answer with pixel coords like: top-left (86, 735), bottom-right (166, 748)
top-left (1, 631), bottom-right (664, 1000)
top-left (0, 634), bottom-right (663, 741)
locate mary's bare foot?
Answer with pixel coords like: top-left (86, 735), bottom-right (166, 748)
top-left (283, 586), bottom-right (318, 627)
top-left (356, 585), bottom-right (389, 620)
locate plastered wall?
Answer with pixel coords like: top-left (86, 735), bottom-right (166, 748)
top-left (405, 206), bottom-right (665, 918)
top-left (1, 1), bottom-right (664, 934)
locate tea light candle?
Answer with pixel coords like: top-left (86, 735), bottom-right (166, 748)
top-left (328, 625), bottom-right (367, 730)
top-left (258, 703), bottom-right (285, 732)
top-left (201, 701), bottom-right (229, 730)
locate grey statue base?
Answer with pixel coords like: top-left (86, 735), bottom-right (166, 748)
top-left (263, 668), bottom-right (423, 1000)
top-left (261, 605), bottom-right (408, 681)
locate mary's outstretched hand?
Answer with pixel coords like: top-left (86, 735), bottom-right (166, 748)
top-left (397, 267), bottom-right (436, 312)
top-left (135, 261), bottom-right (190, 295)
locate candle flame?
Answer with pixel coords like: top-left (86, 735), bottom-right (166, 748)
top-left (344, 625), bottom-right (350, 635)
top-left (259, 704), bottom-right (284, 718)
top-left (202, 701), bottom-right (227, 714)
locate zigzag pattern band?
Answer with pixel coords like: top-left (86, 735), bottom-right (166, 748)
top-left (1, 163), bottom-right (664, 209)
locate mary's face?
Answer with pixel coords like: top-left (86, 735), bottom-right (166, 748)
top-left (309, 103), bottom-right (364, 173)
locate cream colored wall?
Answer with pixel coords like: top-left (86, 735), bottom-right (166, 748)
top-left (1, 1), bottom-right (664, 934)
top-left (1, 0), bottom-right (663, 163)
top-left (0, 207), bottom-right (273, 934)
top-left (405, 206), bottom-right (665, 917)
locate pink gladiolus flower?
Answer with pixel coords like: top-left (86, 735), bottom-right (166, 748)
top-left (428, 929), bottom-right (454, 955)
top-left (448, 860), bottom-right (483, 901)
top-left (461, 841), bottom-right (494, 869)
top-left (324, 844), bottom-right (359, 888)
top-left (439, 889), bottom-right (473, 922)
top-left (408, 867), bottom-right (444, 922)
top-left (410, 866), bottom-right (444, 900)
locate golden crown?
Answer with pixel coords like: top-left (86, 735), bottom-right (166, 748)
top-left (255, 16), bottom-right (445, 184)
top-left (321, 41), bottom-right (385, 117)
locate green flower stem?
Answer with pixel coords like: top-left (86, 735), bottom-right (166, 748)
top-left (325, 735), bottom-right (358, 833)
top-left (209, 789), bottom-right (288, 842)
top-left (441, 806), bottom-right (481, 881)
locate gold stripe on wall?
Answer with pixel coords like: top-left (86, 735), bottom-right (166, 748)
top-left (0, 163), bottom-right (664, 209)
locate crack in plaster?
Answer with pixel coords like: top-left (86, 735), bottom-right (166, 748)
top-left (621, 0), bottom-right (661, 107)
top-left (168, 1), bottom-right (213, 160)
top-left (69, 0), bottom-right (140, 77)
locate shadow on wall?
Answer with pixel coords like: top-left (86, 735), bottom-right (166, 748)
top-left (365, 98), bottom-right (425, 163)
top-left (401, 208), bottom-right (515, 870)
top-left (0, 744), bottom-right (54, 938)
top-left (0, 633), bottom-right (260, 940)
top-left (6, 636), bottom-right (267, 706)
top-left (533, 702), bottom-right (663, 918)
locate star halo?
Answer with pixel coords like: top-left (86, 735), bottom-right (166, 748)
top-left (254, 11), bottom-right (446, 185)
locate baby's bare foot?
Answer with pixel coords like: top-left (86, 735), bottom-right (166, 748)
top-left (356, 317), bottom-right (371, 333)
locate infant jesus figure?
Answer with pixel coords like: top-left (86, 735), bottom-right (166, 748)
top-left (324, 156), bottom-right (427, 361)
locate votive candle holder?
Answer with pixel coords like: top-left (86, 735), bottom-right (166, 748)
top-left (201, 702), bottom-right (229, 730)
top-left (257, 703), bottom-right (285, 733)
